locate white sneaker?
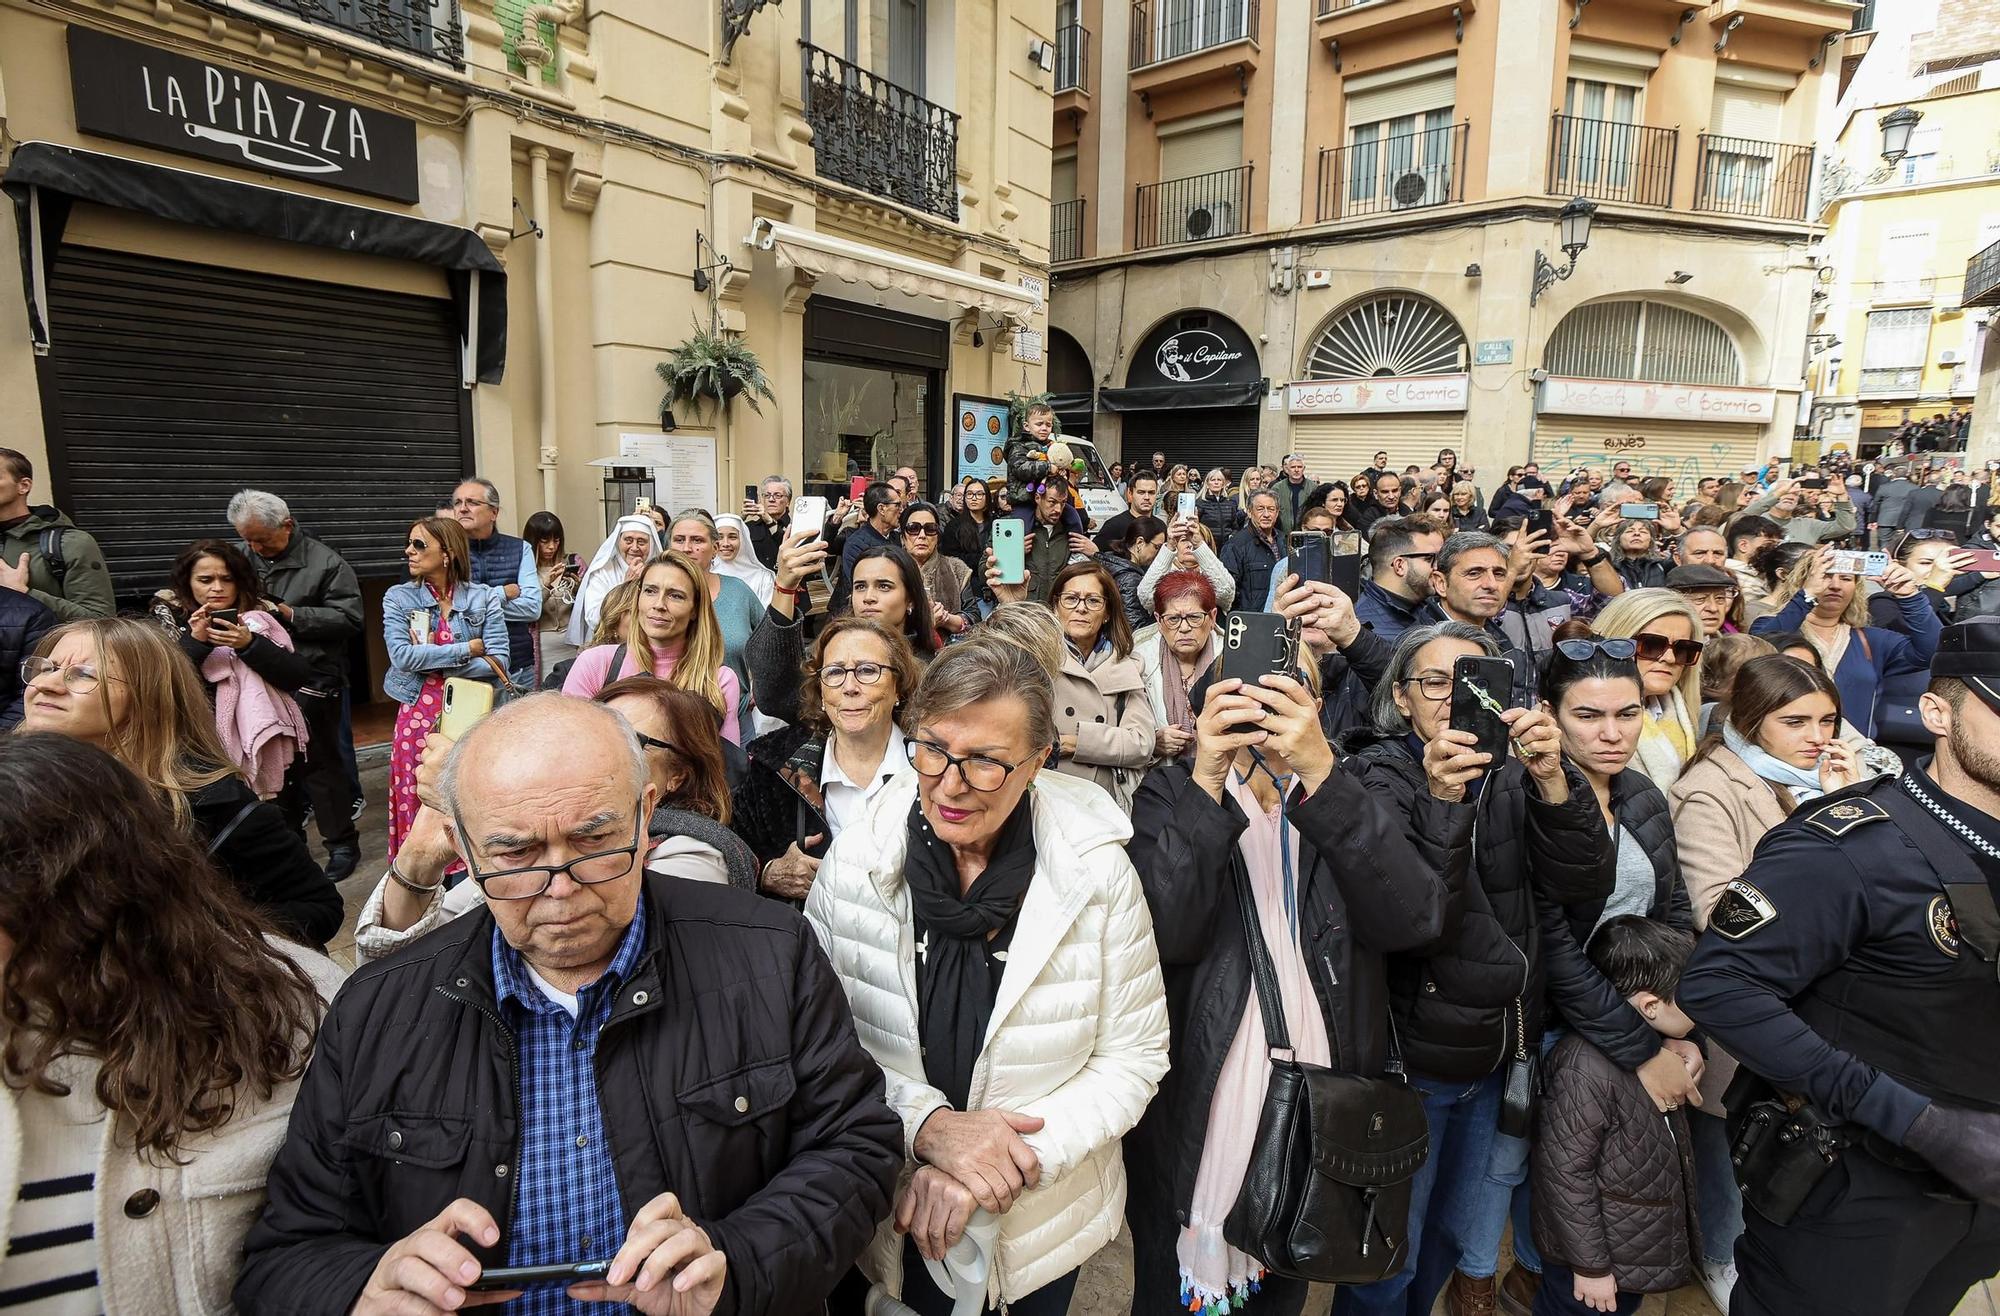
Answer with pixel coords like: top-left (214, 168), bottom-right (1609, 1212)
top-left (1699, 1258), bottom-right (1737, 1313)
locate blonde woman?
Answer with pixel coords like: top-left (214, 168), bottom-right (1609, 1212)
top-left (1591, 588), bottom-right (1707, 786)
top-left (1749, 546), bottom-right (1940, 738)
top-left (560, 549), bottom-right (743, 742)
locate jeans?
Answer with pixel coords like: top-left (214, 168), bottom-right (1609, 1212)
top-left (1689, 1108), bottom-right (1744, 1266)
top-left (504, 662), bottom-right (539, 698)
top-left (1530, 1265), bottom-right (1641, 1316)
top-left (1334, 1070), bottom-right (1505, 1316)
top-left (1459, 1029), bottom-right (1562, 1279)
top-left (899, 1238), bottom-right (1077, 1316)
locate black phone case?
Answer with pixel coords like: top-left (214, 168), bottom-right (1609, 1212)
top-left (1525, 510), bottom-right (1555, 539)
top-left (1219, 611), bottom-right (1301, 687)
top-left (1288, 533), bottom-right (1331, 586)
top-left (1449, 656), bottom-right (1514, 764)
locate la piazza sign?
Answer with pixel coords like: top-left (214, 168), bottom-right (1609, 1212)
top-left (1287, 373), bottom-right (1470, 414)
top-left (1540, 377), bottom-right (1777, 425)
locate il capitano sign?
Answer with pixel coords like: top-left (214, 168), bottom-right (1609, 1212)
top-left (1539, 376), bottom-right (1777, 426)
top-left (1287, 373), bottom-right (1470, 414)
top-left (67, 27), bottom-right (420, 203)
top-left (1155, 330), bottom-right (1245, 383)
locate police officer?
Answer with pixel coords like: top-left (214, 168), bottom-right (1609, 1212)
top-left (1679, 616), bottom-right (2000, 1316)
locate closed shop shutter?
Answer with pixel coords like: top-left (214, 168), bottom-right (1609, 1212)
top-left (1290, 413), bottom-right (1467, 483)
top-left (1121, 405), bottom-right (1260, 478)
top-left (1532, 416), bottom-right (1764, 486)
top-left (43, 246), bottom-right (470, 593)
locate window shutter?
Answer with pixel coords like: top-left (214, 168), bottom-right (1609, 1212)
top-left (1344, 56), bottom-right (1457, 126)
top-left (1709, 84), bottom-right (1785, 140)
top-left (1053, 153), bottom-right (1079, 205)
top-left (1159, 118), bottom-right (1243, 181)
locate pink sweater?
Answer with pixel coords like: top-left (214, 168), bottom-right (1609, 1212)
top-left (560, 643), bottom-right (742, 744)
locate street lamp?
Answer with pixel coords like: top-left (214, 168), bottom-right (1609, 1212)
top-left (1531, 197), bottom-right (1597, 307)
top-left (1878, 106), bottom-right (1922, 164)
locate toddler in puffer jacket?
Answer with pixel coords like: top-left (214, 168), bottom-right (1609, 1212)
top-left (1531, 916), bottom-right (1703, 1315)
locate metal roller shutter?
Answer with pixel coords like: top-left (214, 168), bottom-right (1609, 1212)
top-left (1290, 414), bottom-right (1467, 484)
top-left (1120, 405), bottom-right (1260, 479)
top-left (43, 246), bottom-right (471, 594)
top-left (1532, 416), bottom-right (1764, 486)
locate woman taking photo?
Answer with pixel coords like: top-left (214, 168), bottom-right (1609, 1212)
top-left (382, 515), bottom-right (509, 857)
top-left (1135, 571), bottom-right (1220, 764)
top-left (941, 477), bottom-right (995, 575)
top-left (1099, 516), bottom-right (1169, 632)
top-left (560, 549), bottom-right (741, 740)
top-left (1047, 560), bottom-right (1157, 813)
top-left (1592, 588), bottom-right (1707, 786)
top-left (712, 512), bottom-right (777, 609)
top-left (805, 638), bottom-right (1170, 1315)
top-left (1606, 519), bottom-right (1670, 592)
top-left (903, 501), bottom-right (972, 640)
top-left (1750, 547), bottom-right (1941, 738)
top-left (1140, 516), bottom-right (1237, 615)
top-left (21, 620), bottom-right (343, 948)
top-left (567, 513), bottom-right (660, 645)
top-left (523, 511), bottom-right (581, 683)
top-left (0, 734), bottom-right (342, 1315)
top-left (735, 618), bottom-right (920, 902)
top-left (1123, 641), bottom-right (1447, 1315)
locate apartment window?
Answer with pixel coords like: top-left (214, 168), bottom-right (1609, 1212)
top-left (1343, 57), bottom-right (1457, 210)
top-left (1558, 44), bottom-right (1654, 197)
top-left (1160, 113), bottom-right (1244, 182)
top-left (1545, 301), bottom-right (1741, 385)
top-left (1140, 111), bottom-right (1248, 246)
top-left (1053, 151), bottom-right (1080, 206)
top-left (1900, 125), bottom-right (1941, 185)
top-left (1860, 308), bottom-right (1932, 393)
top-left (1153, 0), bottom-right (1251, 63)
top-left (1705, 82), bottom-right (1787, 207)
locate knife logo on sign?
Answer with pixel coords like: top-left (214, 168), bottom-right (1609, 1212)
top-left (184, 123), bottom-right (340, 174)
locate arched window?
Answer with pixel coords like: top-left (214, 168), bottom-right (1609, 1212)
top-left (1300, 293), bottom-right (1467, 379)
top-left (1545, 300), bottom-right (1742, 385)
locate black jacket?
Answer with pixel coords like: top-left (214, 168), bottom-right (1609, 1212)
top-left (1218, 526), bottom-right (1281, 615)
top-left (0, 585), bottom-right (55, 731)
top-left (240, 530), bottom-right (362, 689)
top-left (1196, 495), bottom-right (1244, 540)
top-left (733, 722), bottom-right (833, 870)
top-left (1100, 551), bottom-right (1150, 631)
top-left (176, 628), bottom-right (316, 694)
top-left (188, 777), bottom-right (342, 948)
top-left (1343, 736), bottom-right (1616, 1078)
top-left (940, 509), bottom-right (991, 576)
top-left (1537, 769), bottom-right (1693, 1071)
top-left (1122, 761), bottom-right (1448, 1273)
top-left (236, 876), bottom-right (902, 1316)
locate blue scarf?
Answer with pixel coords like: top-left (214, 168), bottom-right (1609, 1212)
top-left (1723, 723), bottom-right (1827, 805)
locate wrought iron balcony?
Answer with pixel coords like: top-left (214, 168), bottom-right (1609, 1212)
top-left (1131, 0), bottom-right (1256, 68)
top-left (1134, 165), bottom-right (1252, 249)
top-left (259, 0), bottom-right (463, 65)
top-left (801, 42), bottom-right (961, 220)
top-left (1317, 122), bottom-right (1467, 222)
top-left (1056, 22), bottom-right (1089, 92)
top-left (1052, 198), bottom-right (1087, 263)
top-left (1694, 135), bottom-right (1813, 221)
top-left (1859, 366), bottom-right (1923, 394)
top-left (1965, 237), bottom-right (2000, 309)
top-left (1547, 113), bottom-right (1678, 208)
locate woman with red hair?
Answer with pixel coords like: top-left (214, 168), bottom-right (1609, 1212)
top-left (1134, 570), bottom-right (1221, 763)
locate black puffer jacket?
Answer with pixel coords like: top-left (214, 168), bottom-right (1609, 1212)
top-left (733, 722), bottom-right (832, 870)
top-left (1342, 736), bottom-right (1616, 1078)
top-left (188, 777), bottom-right (342, 949)
top-left (237, 875), bottom-right (902, 1316)
top-left (1538, 769), bottom-right (1693, 1071)
top-left (0, 585), bottom-right (55, 731)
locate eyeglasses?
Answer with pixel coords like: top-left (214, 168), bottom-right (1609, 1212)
top-left (1160, 612), bottom-right (1210, 631)
top-left (904, 523), bottom-right (939, 536)
top-left (1396, 674), bottom-right (1455, 701)
top-left (20, 656), bottom-right (117, 695)
top-left (634, 731), bottom-right (681, 758)
top-left (1553, 637), bottom-right (1639, 662)
top-left (819, 662), bottom-right (889, 687)
top-left (450, 497), bottom-right (494, 510)
top-left (458, 811), bottom-right (645, 901)
top-left (1631, 632), bottom-right (1705, 666)
top-left (907, 737), bottom-right (1035, 792)
top-left (1056, 593), bottom-right (1106, 613)
top-left (1395, 552), bottom-right (1437, 565)
top-left (1677, 589), bottom-right (1738, 606)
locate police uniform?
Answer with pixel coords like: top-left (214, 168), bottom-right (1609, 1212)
top-left (1679, 631), bottom-right (2000, 1315)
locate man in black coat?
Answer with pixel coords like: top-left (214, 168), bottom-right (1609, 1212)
top-left (238, 695), bottom-right (901, 1316)
top-left (0, 583), bottom-right (54, 731)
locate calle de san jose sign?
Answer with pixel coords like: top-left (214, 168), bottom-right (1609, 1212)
top-left (1287, 373), bottom-right (1470, 414)
top-left (1539, 376), bottom-right (1777, 426)
top-left (67, 27), bottom-right (420, 203)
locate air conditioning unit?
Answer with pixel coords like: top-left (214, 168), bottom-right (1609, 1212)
top-left (1940, 348), bottom-right (1962, 364)
top-left (1184, 201), bottom-right (1236, 240)
top-left (1389, 170), bottom-right (1440, 210)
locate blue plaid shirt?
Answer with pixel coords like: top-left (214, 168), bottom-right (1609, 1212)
top-left (490, 898), bottom-right (650, 1314)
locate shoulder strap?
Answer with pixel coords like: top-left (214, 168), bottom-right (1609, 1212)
top-left (38, 528), bottom-right (66, 583)
top-left (1231, 861), bottom-right (1295, 1055)
top-left (206, 799), bottom-right (262, 856)
top-left (611, 641), bottom-right (629, 677)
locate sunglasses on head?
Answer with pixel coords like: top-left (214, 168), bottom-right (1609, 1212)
top-left (1553, 637), bottom-right (1638, 662)
top-left (1632, 632), bottom-right (1705, 666)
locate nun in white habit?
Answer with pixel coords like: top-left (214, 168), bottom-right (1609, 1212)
top-left (566, 514), bottom-right (662, 646)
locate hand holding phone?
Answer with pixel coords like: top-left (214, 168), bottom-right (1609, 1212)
top-left (468, 1260), bottom-right (613, 1292)
top-left (440, 677), bottom-right (496, 740)
top-left (1619, 503), bottom-right (1660, 521)
top-left (991, 519), bottom-right (1026, 585)
top-left (1287, 532), bottom-right (1331, 586)
top-left (1449, 655), bottom-right (1514, 773)
top-left (790, 495), bottom-right (828, 540)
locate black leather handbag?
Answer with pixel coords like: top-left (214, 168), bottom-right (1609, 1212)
top-left (1222, 863), bottom-right (1430, 1284)
top-left (1497, 997), bottom-right (1540, 1140)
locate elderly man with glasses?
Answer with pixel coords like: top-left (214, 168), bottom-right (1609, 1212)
top-left (238, 693), bottom-right (901, 1316)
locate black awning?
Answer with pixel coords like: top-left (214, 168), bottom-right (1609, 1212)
top-left (4, 140), bottom-right (506, 383)
top-left (1097, 377), bottom-right (1268, 412)
top-left (1047, 389), bottom-right (1094, 419)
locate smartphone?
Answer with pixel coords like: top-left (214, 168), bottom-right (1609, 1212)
top-left (1329, 529), bottom-right (1363, 599)
top-left (1799, 477), bottom-right (1829, 490)
top-left (439, 677), bottom-right (496, 740)
top-left (992, 518), bottom-right (1026, 584)
top-left (468, 1260), bottom-right (614, 1292)
top-left (848, 474), bottom-right (871, 501)
top-left (210, 607), bottom-right (240, 627)
top-left (634, 495), bottom-right (653, 513)
top-left (1525, 509), bottom-right (1555, 540)
top-left (1961, 548), bottom-right (2000, 573)
top-left (1218, 611), bottom-right (1301, 695)
top-left (1619, 503), bottom-right (1660, 520)
top-left (1827, 549), bottom-right (1890, 578)
top-left (744, 484), bottom-right (758, 503)
top-left (1174, 491), bottom-right (1197, 521)
top-left (1287, 532), bottom-right (1330, 586)
top-left (1449, 655), bottom-right (1515, 768)
top-left (407, 608), bottom-right (432, 646)
top-left (790, 495), bottom-right (828, 540)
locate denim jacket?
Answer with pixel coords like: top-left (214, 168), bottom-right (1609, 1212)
top-left (381, 580), bottom-right (510, 704)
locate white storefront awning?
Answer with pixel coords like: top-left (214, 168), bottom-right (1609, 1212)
top-left (747, 218), bottom-right (1040, 327)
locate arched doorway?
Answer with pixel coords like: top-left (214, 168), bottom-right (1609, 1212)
top-left (1287, 292), bottom-right (1470, 479)
top-left (1099, 309), bottom-right (1265, 478)
top-left (1046, 326), bottom-right (1095, 442)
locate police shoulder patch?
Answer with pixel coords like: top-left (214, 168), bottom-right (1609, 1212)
top-left (1802, 796), bottom-right (1890, 838)
top-left (1711, 879), bottom-right (1779, 941)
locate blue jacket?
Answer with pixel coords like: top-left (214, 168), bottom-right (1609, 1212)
top-left (0, 585), bottom-right (57, 730)
top-left (381, 579), bottom-right (511, 704)
top-left (1751, 589), bottom-right (1941, 737)
top-left (1355, 578), bottom-right (1422, 644)
top-left (1218, 527), bottom-right (1281, 615)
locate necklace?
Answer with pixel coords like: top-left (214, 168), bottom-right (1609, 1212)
top-left (1903, 773), bottom-right (2000, 862)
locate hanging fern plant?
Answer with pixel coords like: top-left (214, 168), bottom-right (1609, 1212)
top-left (1005, 387), bottom-right (1059, 436)
top-left (656, 325), bottom-right (777, 416)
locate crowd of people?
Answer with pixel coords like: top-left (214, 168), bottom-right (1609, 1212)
top-left (2, 425), bottom-right (1999, 1316)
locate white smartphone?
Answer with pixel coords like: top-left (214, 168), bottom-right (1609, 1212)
top-left (791, 495), bottom-right (828, 540)
top-left (1828, 549), bottom-right (1890, 578)
top-left (1174, 491), bottom-right (1197, 521)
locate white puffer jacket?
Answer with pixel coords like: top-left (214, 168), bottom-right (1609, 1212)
top-left (804, 768), bottom-right (1170, 1303)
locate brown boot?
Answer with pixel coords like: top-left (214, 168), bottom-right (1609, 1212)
top-left (1443, 1271), bottom-right (1498, 1316)
top-left (1496, 1264), bottom-right (1541, 1316)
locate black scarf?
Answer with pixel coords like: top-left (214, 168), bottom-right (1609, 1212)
top-left (905, 796), bottom-right (1038, 1110)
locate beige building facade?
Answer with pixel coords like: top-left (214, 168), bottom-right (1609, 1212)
top-left (0, 0), bottom-right (1053, 621)
top-left (1049, 0), bottom-right (1852, 489)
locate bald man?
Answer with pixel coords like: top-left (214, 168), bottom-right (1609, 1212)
top-left (240, 694), bottom-right (901, 1316)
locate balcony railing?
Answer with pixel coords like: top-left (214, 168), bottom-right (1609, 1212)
top-left (1316, 0), bottom-right (1384, 11)
top-left (1052, 198), bottom-right (1087, 263)
top-left (1694, 135), bottom-right (1813, 220)
top-left (1860, 366), bottom-right (1923, 394)
top-left (263, 0), bottom-right (463, 65)
top-left (1965, 237), bottom-right (2000, 309)
top-left (1131, 0), bottom-right (1256, 68)
top-left (1547, 113), bottom-right (1678, 208)
top-left (1872, 276), bottom-right (1936, 303)
top-left (1056, 22), bottom-right (1090, 92)
top-left (1317, 122), bottom-right (1468, 222)
top-left (1135, 165), bottom-right (1252, 249)
top-left (801, 42), bottom-right (961, 220)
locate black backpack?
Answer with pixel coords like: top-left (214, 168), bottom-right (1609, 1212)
top-left (38, 528), bottom-right (67, 584)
